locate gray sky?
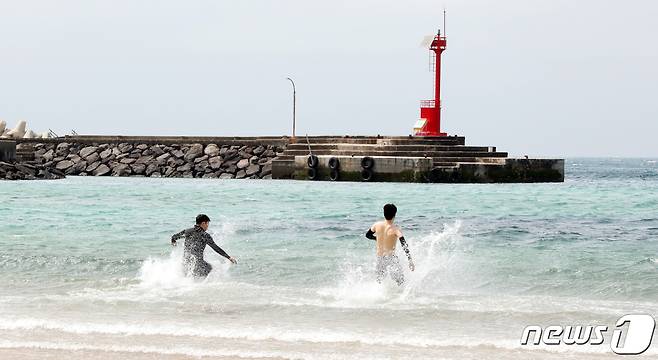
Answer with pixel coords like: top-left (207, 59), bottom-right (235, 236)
top-left (1, 0), bottom-right (657, 157)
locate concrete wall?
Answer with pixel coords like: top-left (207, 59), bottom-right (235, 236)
top-left (429, 158), bottom-right (564, 183)
top-left (292, 155), bottom-right (433, 182)
top-left (0, 140), bottom-right (16, 162)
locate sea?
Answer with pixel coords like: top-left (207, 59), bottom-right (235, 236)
top-left (0, 158), bottom-right (657, 360)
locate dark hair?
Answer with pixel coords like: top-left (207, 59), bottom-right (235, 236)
top-left (196, 214), bottom-right (210, 224)
top-left (383, 204), bottom-right (397, 220)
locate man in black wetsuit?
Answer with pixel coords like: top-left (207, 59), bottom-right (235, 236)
top-left (171, 214), bottom-right (237, 277)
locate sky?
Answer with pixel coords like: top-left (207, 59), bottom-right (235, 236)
top-left (1, 0), bottom-right (657, 157)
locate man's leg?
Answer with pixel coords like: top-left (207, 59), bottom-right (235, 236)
top-left (388, 255), bottom-right (405, 286)
top-left (197, 261), bottom-right (212, 278)
top-left (375, 256), bottom-right (386, 283)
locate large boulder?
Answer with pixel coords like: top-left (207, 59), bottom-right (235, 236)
top-left (245, 164), bottom-right (260, 176)
top-left (177, 163), bottom-right (192, 172)
top-left (55, 160), bottom-right (74, 170)
top-left (135, 155), bottom-right (154, 165)
top-left (171, 149), bottom-right (184, 158)
top-left (237, 158), bottom-right (250, 169)
top-left (194, 154), bottom-right (209, 163)
top-left (219, 172), bottom-right (235, 179)
top-left (99, 148), bottom-right (112, 160)
top-left (111, 163), bottom-right (131, 176)
top-left (86, 161), bottom-right (101, 172)
top-left (224, 148), bottom-right (239, 160)
top-left (131, 163), bottom-right (146, 175)
top-left (86, 152), bottom-right (100, 164)
top-left (56, 142), bottom-right (71, 156)
top-left (145, 163), bottom-right (159, 176)
top-left (194, 161), bottom-right (209, 173)
top-left (93, 164), bottom-right (111, 176)
top-left (209, 156), bottom-right (222, 170)
top-left (204, 144), bottom-right (220, 157)
top-left (79, 146), bottom-right (98, 159)
top-left (150, 145), bottom-right (165, 156)
top-left (261, 162), bottom-right (272, 177)
top-left (156, 153), bottom-right (171, 165)
top-left (42, 149), bottom-right (54, 162)
top-left (253, 145), bottom-right (266, 156)
top-left (118, 143), bottom-right (133, 153)
top-left (184, 144), bottom-right (203, 161)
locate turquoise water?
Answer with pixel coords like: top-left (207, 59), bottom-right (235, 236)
top-left (1, 158), bottom-right (657, 359)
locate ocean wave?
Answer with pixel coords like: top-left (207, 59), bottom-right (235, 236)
top-left (0, 317), bottom-right (445, 348)
top-left (0, 323), bottom-right (650, 356)
top-left (0, 340), bottom-right (300, 360)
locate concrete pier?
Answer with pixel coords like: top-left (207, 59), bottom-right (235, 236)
top-left (272, 136), bottom-right (564, 183)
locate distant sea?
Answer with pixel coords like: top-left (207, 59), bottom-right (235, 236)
top-left (1, 158), bottom-right (657, 359)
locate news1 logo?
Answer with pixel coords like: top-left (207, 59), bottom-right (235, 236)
top-left (521, 314), bottom-right (656, 355)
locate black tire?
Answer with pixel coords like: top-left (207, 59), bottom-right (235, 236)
top-left (329, 169), bottom-right (339, 181)
top-left (328, 157), bottom-right (340, 170)
top-left (361, 156), bottom-right (374, 169)
top-left (307, 167), bottom-right (318, 180)
top-left (361, 169), bottom-right (373, 181)
top-left (307, 155), bottom-right (319, 168)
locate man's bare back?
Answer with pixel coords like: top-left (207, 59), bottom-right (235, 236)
top-left (370, 221), bottom-right (404, 256)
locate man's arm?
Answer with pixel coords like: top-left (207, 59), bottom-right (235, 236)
top-left (206, 235), bottom-right (237, 264)
top-left (397, 229), bottom-right (415, 271)
top-left (171, 229), bottom-right (186, 246)
top-left (365, 223), bottom-right (377, 240)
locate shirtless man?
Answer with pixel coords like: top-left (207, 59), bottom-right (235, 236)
top-left (366, 204), bottom-right (414, 286)
top-left (171, 214), bottom-right (237, 278)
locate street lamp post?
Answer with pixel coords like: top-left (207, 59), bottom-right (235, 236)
top-left (286, 77), bottom-right (296, 140)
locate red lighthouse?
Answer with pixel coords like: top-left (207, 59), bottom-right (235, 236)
top-left (414, 27), bottom-right (448, 136)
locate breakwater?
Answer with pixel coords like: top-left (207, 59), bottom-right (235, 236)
top-left (12, 135), bottom-right (564, 183)
top-left (1, 140), bottom-right (65, 180)
top-left (17, 136), bottom-right (287, 179)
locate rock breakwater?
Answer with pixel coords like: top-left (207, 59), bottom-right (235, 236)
top-left (27, 142), bottom-right (283, 179)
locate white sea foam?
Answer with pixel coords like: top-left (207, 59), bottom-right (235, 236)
top-left (0, 340), bottom-right (303, 359)
top-left (137, 220), bottom-right (235, 290)
top-left (1, 319), bottom-right (647, 356)
top-left (0, 317), bottom-right (443, 348)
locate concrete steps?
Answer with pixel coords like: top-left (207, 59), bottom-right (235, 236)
top-left (286, 143), bottom-right (494, 152)
top-left (270, 135), bottom-right (564, 183)
top-left (15, 143), bottom-right (35, 162)
top-left (280, 149), bottom-right (508, 158)
top-left (292, 136), bottom-right (465, 146)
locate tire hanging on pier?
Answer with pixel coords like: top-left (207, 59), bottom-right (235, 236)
top-left (329, 169), bottom-right (340, 181)
top-left (328, 157), bottom-right (340, 170)
top-left (307, 155), bottom-right (319, 168)
top-left (361, 156), bottom-right (374, 170)
top-left (307, 167), bottom-right (318, 180)
top-left (361, 169), bottom-right (373, 182)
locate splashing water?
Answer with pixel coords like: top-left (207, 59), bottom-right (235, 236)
top-left (317, 220), bottom-right (466, 307)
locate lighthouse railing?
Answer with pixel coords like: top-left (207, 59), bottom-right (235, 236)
top-left (420, 100), bottom-right (436, 108)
